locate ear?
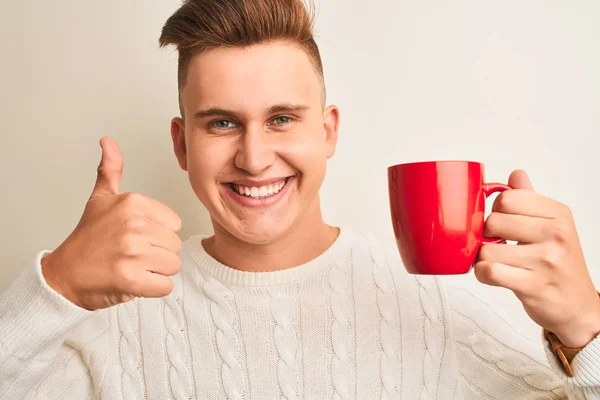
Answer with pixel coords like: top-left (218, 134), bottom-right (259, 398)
top-left (170, 117), bottom-right (188, 171)
top-left (323, 105), bottom-right (340, 158)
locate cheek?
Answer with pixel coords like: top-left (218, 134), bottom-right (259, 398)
top-left (186, 138), bottom-right (231, 189)
top-left (282, 136), bottom-right (328, 181)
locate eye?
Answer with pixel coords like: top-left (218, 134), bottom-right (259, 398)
top-left (211, 120), bottom-right (238, 129)
top-left (272, 116), bottom-right (292, 125)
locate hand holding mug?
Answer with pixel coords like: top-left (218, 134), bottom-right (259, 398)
top-left (475, 170), bottom-right (600, 348)
top-left (388, 162), bottom-right (600, 348)
top-left (41, 137), bottom-right (183, 311)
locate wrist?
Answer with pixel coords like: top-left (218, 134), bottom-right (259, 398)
top-left (41, 251), bottom-right (79, 306)
top-left (554, 295), bottom-right (600, 348)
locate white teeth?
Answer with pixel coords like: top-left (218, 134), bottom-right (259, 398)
top-left (233, 179), bottom-right (288, 199)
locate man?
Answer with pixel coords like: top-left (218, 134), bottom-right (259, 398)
top-left (1, 0), bottom-right (599, 398)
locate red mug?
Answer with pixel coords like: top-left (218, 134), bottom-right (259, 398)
top-left (388, 161), bottom-right (511, 275)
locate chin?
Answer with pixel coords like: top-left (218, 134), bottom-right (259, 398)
top-left (234, 226), bottom-right (288, 245)
top-left (224, 218), bottom-right (294, 245)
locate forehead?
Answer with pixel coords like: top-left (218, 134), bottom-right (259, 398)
top-left (182, 42), bottom-right (321, 112)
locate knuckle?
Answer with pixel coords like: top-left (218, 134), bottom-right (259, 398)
top-left (96, 162), bottom-right (106, 177)
top-left (173, 215), bottom-right (183, 232)
top-left (123, 216), bottom-right (147, 233)
top-left (561, 203), bottom-right (574, 218)
top-left (120, 192), bottom-right (146, 209)
top-left (475, 262), bottom-right (495, 284)
top-left (492, 191), bottom-right (511, 212)
top-left (540, 243), bottom-right (565, 268)
top-left (156, 279), bottom-right (174, 297)
top-left (120, 236), bottom-right (142, 257)
top-left (544, 221), bottom-right (570, 243)
top-left (537, 275), bottom-right (552, 291)
top-left (161, 255), bottom-right (182, 276)
top-left (485, 213), bottom-right (501, 233)
top-left (478, 245), bottom-right (492, 261)
top-left (483, 265), bottom-right (497, 283)
top-left (117, 267), bottom-right (140, 293)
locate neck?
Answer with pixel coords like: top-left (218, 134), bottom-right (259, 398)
top-left (203, 201), bottom-right (339, 273)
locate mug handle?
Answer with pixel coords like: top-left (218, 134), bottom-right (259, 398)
top-left (480, 182), bottom-right (512, 244)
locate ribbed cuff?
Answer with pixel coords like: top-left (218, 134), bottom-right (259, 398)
top-left (544, 329), bottom-right (600, 394)
top-left (0, 250), bottom-right (94, 362)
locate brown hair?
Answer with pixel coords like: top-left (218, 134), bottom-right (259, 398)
top-left (158, 0), bottom-right (325, 118)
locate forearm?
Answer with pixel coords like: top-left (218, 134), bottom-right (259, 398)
top-left (0, 251), bottom-right (93, 398)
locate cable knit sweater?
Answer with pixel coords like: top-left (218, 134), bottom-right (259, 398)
top-left (1, 229), bottom-right (599, 399)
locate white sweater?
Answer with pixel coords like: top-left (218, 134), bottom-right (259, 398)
top-left (1, 229), bottom-right (599, 399)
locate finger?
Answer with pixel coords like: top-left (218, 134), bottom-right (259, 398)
top-left (144, 198), bottom-right (182, 232)
top-left (91, 137), bottom-right (123, 198)
top-left (484, 212), bottom-right (548, 243)
top-left (508, 169), bottom-right (534, 191)
top-left (135, 272), bottom-right (174, 298)
top-left (477, 243), bottom-right (537, 270)
top-left (143, 219), bottom-right (183, 254)
top-left (121, 192), bottom-right (182, 232)
top-left (491, 189), bottom-right (570, 219)
top-left (474, 261), bottom-right (535, 296)
top-left (139, 246), bottom-right (182, 276)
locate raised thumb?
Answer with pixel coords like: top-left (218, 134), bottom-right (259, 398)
top-left (91, 136), bottom-right (123, 198)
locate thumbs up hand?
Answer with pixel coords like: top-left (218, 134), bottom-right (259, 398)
top-left (41, 137), bottom-right (183, 311)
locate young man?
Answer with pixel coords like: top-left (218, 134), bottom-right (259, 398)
top-left (1, 0), bottom-right (599, 398)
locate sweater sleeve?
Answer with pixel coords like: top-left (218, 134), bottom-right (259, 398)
top-left (443, 279), bottom-right (600, 400)
top-left (542, 328), bottom-right (600, 397)
top-left (0, 251), bottom-right (99, 399)
top-left (23, 342), bottom-right (95, 399)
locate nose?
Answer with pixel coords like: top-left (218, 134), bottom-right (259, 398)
top-left (234, 123), bottom-right (275, 175)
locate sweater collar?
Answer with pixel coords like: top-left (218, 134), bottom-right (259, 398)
top-left (183, 228), bottom-right (356, 287)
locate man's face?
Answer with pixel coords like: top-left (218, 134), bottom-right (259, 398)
top-left (171, 41), bottom-right (339, 244)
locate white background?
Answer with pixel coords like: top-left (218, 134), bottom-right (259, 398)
top-left (1, 0), bottom-right (598, 335)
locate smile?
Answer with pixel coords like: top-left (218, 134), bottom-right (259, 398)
top-left (230, 177), bottom-right (291, 199)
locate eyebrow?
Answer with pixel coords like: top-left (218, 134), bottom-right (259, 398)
top-left (192, 103), bottom-right (310, 120)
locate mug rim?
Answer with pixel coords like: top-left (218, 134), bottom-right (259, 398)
top-left (387, 160), bottom-right (483, 170)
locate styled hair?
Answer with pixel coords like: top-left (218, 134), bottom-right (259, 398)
top-left (158, 0), bottom-right (325, 118)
